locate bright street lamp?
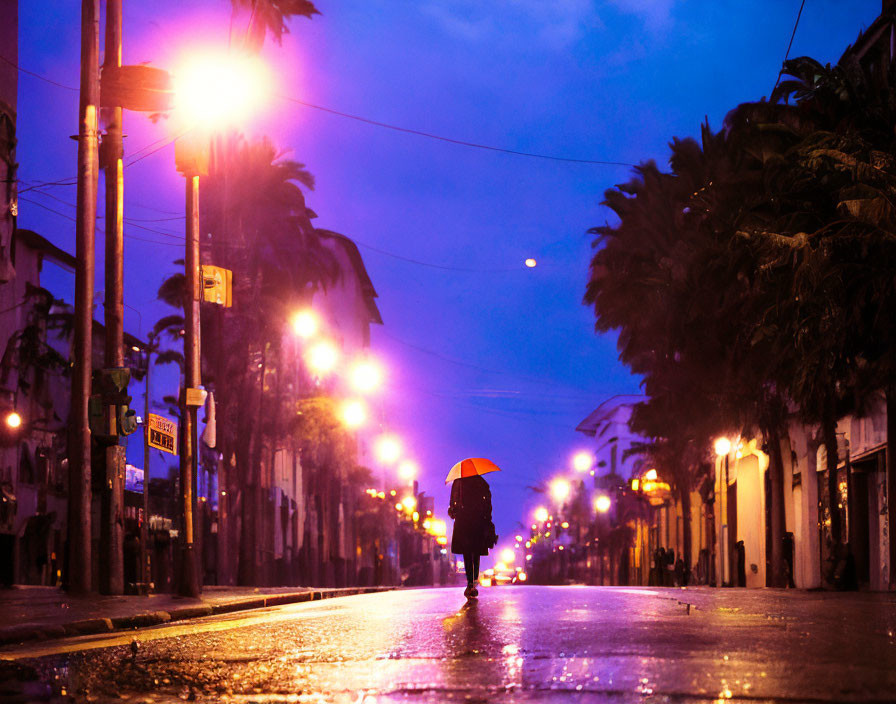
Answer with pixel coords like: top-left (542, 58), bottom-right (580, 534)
top-left (349, 359), bottom-right (383, 394)
top-left (500, 548), bottom-right (515, 563)
top-left (525, 258), bottom-right (537, 268)
top-left (534, 506), bottom-right (549, 523)
top-left (550, 478), bottom-right (571, 503)
top-left (291, 310), bottom-right (319, 339)
top-left (4, 411), bottom-right (22, 429)
top-left (644, 468), bottom-right (658, 481)
top-left (714, 437), bottom-right (732, 456)
top-left (340, 400), bottom-right (367, 429)
top-left (172, 51), bottom-right (270, 128)
top-left (595, 495), bottom-right (611, 513)
top-left (572, 451), bottom-right (593, 473)
top-left (307, 340), bottom-right (340, 376)
top-left (374, 434), bottom-right (402, 465)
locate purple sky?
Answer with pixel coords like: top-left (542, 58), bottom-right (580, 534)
top-left (17, 0), bottom-right (881, 560)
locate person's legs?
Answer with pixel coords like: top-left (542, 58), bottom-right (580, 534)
top-left (463, 553), bottom-right (475, 584)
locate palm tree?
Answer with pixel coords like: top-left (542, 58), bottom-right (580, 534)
top-left (229, 0), bottom-right (320, 51)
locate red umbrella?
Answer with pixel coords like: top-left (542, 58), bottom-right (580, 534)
top-left (445, 457), bottom-right (501, 484)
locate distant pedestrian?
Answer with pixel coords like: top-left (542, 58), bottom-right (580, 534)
top-left (448, 474), bottom-right (496, 599)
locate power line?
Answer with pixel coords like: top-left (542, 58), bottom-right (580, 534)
top-left (279, 95), bottom-right (636, 167)
top-left (0, 54), bottom-right (77, 92)
top-left (8, 55), bottom-right (636, 169)
top-left (352, 238), bottom-right (521, 273)
top-left (772, 0), bottom-right (807, 96)
top-left (18, 196), bottom-right (183, 247)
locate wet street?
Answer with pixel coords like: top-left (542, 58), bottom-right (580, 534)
top-left (3, 585), bottom-right (896, 703)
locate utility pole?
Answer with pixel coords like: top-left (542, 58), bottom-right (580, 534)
top-left (142, 339), bottom-right (153, 590)
top-left (67, 0), bottom-right (100, 594)
top-left (179, 173), bottom-right (201, 598)
top-left (99, 0), bottom-right (125, 596)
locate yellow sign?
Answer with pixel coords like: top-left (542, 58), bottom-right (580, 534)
top-left (201, 265), bottom-right (232, 307)
top-left (147, 413), bottom-right (177, 455)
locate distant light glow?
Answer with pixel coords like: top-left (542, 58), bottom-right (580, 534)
top-left (374, 434), bottom-right (402, 465)
top-left (572, 451), bottom-right (593, 473)
top-left (550, 478), bottom-right (571, 502)
top-left (534, 507), bottom-right (549, 523)
top-left (402, 496), bottom-right (416, 511)
top-left (307, 340), bottom-right (339, 375)
top-left (5, 411), bottom-right (21, 429)
top-left (398, 460), bottom-right (418, 482)
top-left (645, 468), bottom-right (658, 481)
top-left (340, 400), bottom-right (367, 429)
top-left (349, 359), bottom-right (383, 394)
top-left (291, 310), bottom-right (319, 339)
top-left (501, 548), bottom-right (515, 563)
top-left (525, 258), bottom-right (537, 268)
top-left (595, 495), bottom-right (611, 513)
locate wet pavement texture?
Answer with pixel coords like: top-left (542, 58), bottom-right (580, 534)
top-left (3, 585), bottom-right (896, 703)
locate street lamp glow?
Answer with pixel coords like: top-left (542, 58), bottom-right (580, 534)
top-left (644, 468), bottom-right (658, 481)
top-left (398, 459), bottom-right (418, 482)
top-left (714, 437), bottom-right (732, 457)
top-left (291, 310), bottom-right (319, 339)
top-left (307, 340), bottom-right (339, 375)
top-left (4, 411), bottom-right (22, 429)
top-left (349, 359), bottom-right (383, 394)
top-left (525, 258), bottom-right (537, 268)
top-left (595, 495), bottom-right (611, 513)
top-left (401, 496), bottom-right (416, 511)
top-left (572, 451), bottom-right (593, 473)
top-left (172, 51), bottom-right (270, 128)
top-left (374, 434), bottom-right (402, 465)
top-left (340, 400), bottom-right (367, 429)
top-left (550, 478), bottom-right (571, 503)
top-left (501, 548), bottom-right (515, 563)
top-left (534, 506), bottom-right (549, 523)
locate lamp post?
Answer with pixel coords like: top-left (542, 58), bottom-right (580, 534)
top-left (714, 437), bottom-right (732, 587)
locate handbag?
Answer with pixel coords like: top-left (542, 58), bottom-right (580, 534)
top-left (485, 520), bottom-right (499, 550)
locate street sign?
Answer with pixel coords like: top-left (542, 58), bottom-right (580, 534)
top-left (201, 265), bottom-right (233, 307)
top-left (147, 413), bottom-right (177, 455)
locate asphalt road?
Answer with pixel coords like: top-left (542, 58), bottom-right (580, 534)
top-left (2, 585), bottom-right (896, 703)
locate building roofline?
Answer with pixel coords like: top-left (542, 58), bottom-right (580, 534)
top-left (15, 229), bottom-right (77, 272)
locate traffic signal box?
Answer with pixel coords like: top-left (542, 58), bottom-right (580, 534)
top-left (88, 367), bottom-right (139, 444)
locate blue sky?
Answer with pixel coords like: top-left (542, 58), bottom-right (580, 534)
top-left (16, 0), bottom-right (882, 558)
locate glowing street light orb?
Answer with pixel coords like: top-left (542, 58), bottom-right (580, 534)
top-left (714, 437), bottom-right (732, 457)
top-left (5, 411), bottom-right (22, 429)
top-left (550, 478), bottom-right (571, 503)
top-left (291, 310), bottom-right (319, 339)
top-left (534, 506), bottom-right (549, 523)
top-left (401, 496), bottom-right (416, 511)
top-left (172, 51), bottom-right (271, 128)
top-left (307, 340), bottom-right (339, 375)
top-left (495, 562), bottom-right (507, 572)
top-left (525, 258), bottom-right (537, 268)
top-left (349, 359), bottom-right (383, 394)
top-left (340, 400), bottom-right (367, 429)
top-left (398, 459), bottom-right (418, 482)
top-left (644, 468), bottom-right (658, 481)
top-left (572, 451), bottom-right (593, 473)
top-left (501, 548), bottom-right (515, 563)
top-left (595, 495), bottom-right (612, 513)
top-left (374, 434), bottom-right (402, 465)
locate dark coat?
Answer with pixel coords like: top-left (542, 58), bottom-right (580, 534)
top-left (448, 475), bottom-right (493, 556)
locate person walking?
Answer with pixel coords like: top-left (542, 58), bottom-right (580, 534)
top-left (448, 473), bottom-right (494, 599)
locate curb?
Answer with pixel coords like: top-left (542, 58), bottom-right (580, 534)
top-left (0, 586), bottom-right (394, 648)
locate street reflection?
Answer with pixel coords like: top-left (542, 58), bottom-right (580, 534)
top-left (441, 596), bottom-right (523, 695)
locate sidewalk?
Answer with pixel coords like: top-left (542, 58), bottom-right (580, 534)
top-left (0, 584), bottom-right (395, 648)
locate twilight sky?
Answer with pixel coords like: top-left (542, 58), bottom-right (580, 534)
top-left (16, 0), bottom-right (881, 560)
